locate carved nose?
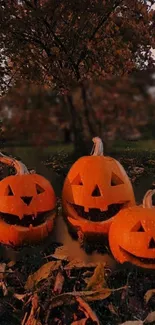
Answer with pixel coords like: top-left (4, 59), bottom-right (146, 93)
top-left (149, 238), bottom-right (155, 249)
top-left (21, 196), bottom-right (32, 206)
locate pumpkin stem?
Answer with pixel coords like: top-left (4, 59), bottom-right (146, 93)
top-left (142, 189), bottom-right (155, 208)
top-left (90, 137), bottom-right (104, 156)
top-left (0, 152), bottom-right (29, 175)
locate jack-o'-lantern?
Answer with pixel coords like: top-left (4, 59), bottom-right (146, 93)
top-left (109, 205), bottom-right (155, 269)
top-left (62, 137), bottom-right (135, 237)
top-left (0, 173), bottom-right (56, 246)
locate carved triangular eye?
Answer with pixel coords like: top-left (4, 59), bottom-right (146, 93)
top-left (137, 225), bottom-right (145, 232)
top-left (91, 185), bottom-right (101, 197)
top-left (149, 238), bottom-right (155, 249)
top-left (7, 185), bottom-right (14, 196)
top-left (131, 222), bottom-right (145, 232)
top-left (111, 172), bottom-right (124, 186)
top-left (71, 174), bottom-right (83, 185)
top-left (36, 184), bottom-right (45, 194)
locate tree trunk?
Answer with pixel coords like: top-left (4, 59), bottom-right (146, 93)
top-left (65, 94), bottom-right (89, 156)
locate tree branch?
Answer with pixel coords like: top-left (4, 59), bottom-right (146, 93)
top-left (77, 0), bottom-right (123, 67)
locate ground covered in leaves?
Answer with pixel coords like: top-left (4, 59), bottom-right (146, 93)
top-left (1, 151), bottom-right (155, 325)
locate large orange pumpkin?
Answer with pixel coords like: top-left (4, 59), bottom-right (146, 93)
top-left (109, 205), bottom-right (155, 269)
top-left (62, 137), bottom-right (135, 238)
top-left (0, 173), bottom-right (56, 246)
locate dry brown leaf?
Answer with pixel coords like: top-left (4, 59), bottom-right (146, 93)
top-left (25, 261), bottom-right (62, 290)
top-left (108, 302), bottom-right (118, 315)
top-left (50, 246), bottom-right (98, 270)
top-left (119, 320), bottom-right (143, 325)
top-left (0, 263), bottom-right (6, 280)
top-left (49, 285), bottom-right (126, 308)
top-left (14, 292), bottom-right (31, 302)
top-left (144, 289), bottom-right (155, 304)
top-left (22, 293), bottom-right (42, 325)
top-left (64, 259), bottom-right (98, 270)
top-left (50, 245), bottom-right (70, 261)
top-left (86, 262), bottom-right (107, 291)
top-left (53, 271), bottom-right (65, 294)
top-left (7, 260), bottom-right (16, 268)
top-left (76, 296), bottom-right (100, 324)
top-left (0, 281), bottom-right (8, 296)
top-left (144, 311), bottom-right (155, 323)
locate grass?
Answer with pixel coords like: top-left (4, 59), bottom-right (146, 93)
top-left (2, 143), bottom-right (74, 161)
top-left (1, 140), bottom-right (155, 164)
top-left (110, 139), bottom-right (155, 152)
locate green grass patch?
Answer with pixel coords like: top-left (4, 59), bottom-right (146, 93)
top-left (110, 139), bottom-right (155, 152)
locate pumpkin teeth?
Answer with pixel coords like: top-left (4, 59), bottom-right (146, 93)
top-left (119, 247), bottom-right (155, 265)
top-left (0, 210), bottom-right (54, 227)
top-left (68, 202), bottom-right (125, 222)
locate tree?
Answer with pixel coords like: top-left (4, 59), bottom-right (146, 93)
top-left (0, 0), bottom-right (155, 151)
top-left (0, 0), bottom-right (155, 95)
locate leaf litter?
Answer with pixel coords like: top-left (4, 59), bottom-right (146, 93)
top-left (1, 221), bottom-right (155, 324)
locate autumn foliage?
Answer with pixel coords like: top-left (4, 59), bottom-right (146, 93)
top-left (0, 0), bottom-right (155, 95)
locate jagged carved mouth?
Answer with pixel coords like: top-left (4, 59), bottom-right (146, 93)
top-left (0, 210), bottom-right (55, 227)
top-left (68, 202), bottom-right (126, 222)
top-left (120, 246), bottom-right (155, 265)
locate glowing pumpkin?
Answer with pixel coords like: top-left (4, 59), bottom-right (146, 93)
top-left (0, 173), bottom-right (56, 246)
top-left (109, 205), bottom-right (155, 269)
top-left (62, 137), bottom-right (135, 238)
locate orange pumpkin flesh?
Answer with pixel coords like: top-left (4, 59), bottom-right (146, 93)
top-left (109, 206), bottom-right (155, 269)
top-left (62, 155), bottom-right (135, 236)
top-left (0, 174), bottom-right (56, 246)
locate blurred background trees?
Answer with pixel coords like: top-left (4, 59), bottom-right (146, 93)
top-left (0, 0), bottom-right (155, 151)
top-left (1, 70), bottom-right (155, 149)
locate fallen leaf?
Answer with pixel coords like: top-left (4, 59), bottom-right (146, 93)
top-left (144, 289), bottom-right (155, 304)
top-left (49, 245), bottom-right (70, 261)
top-left (86, 262), bottom-right (107, 291)
top-left (0, 281), bottom-right (8, 296)
top-left (7, 260), bottom-right (16, 268)
top-left (0, 263), bottom-right (6, 280)
top-left (25, 261), bottom-right (62, 290)
top-left (76, 296), bottom-right (100, 324)
top-left (14, 293), bottom-right (31, 302)
top-left (49, 285), bottom-right (126, 308)
top-left (108, 302), bottom-right (118, 315)
top-left (53, 271), bottom-right (65, 294)
top-left (22, 293), bottom-right (42, 325)
top-left (64, 259), bottom-right (98, 270)
top-left (144, 311), bottom-right (155, 323)
top-left (119, 320), bottom-right (143, 325)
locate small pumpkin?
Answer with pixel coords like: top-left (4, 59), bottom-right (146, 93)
top-left (62, 137), bottom-right (135, 237)
top-left (109, 198), bottom-right (155, 269)
top-left (0, 173), bottom-right (56, 246)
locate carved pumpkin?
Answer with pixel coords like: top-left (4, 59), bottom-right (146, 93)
top-left (0, 173), bottom-right (56, 246)
top-left (62, 137), bottom-right (135, 238)
top-left (109, 205), bottom-right (155, 269)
